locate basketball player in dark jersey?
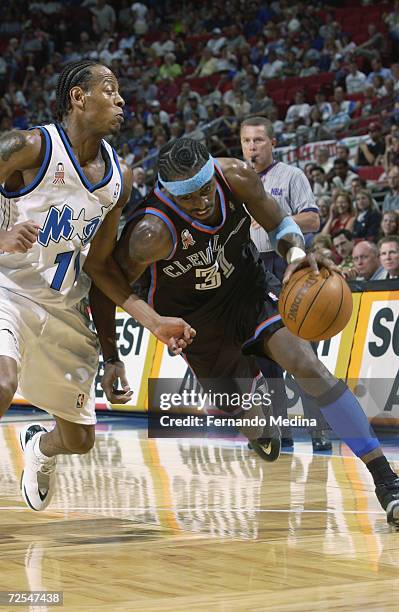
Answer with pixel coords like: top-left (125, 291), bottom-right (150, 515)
top-left (92, 138), bottom-right (399, 525)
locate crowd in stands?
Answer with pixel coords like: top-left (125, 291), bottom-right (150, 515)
top-left (0, 0), bottom-right (398, 281)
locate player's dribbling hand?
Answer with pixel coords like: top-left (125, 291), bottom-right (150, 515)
top-left (102, 360), bottom-right (133, 404)
top-left (283, 252), bottom-right (343, 285)
top-left (0, 221), bottom-right (39, 253)
top-left (152, 316), bottom-right (196, 355)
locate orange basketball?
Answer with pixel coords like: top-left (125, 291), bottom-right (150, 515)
top-left (278, 266), bottom-right (353, 341)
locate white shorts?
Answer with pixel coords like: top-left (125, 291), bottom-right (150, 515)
top-left (0, 288), bottom-right (100, 424)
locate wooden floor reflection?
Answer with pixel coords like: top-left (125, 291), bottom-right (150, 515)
top-left (1, 418), bottom-right (399, 611)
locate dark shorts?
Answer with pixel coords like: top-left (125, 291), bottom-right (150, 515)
top-left (259, 251), bottom-right (287, 281)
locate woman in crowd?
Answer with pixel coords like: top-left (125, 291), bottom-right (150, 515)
top-left (352, 189), bottom-right (382, 242)
top-left (379, 210), bottom-right (399, 238)
top-left (317, 195), bottom-right (332, 231)
top-left (321, 190), bottom-right (355, 236)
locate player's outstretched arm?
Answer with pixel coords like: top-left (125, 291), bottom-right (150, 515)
top-left (85, 166), bottom-right (195, 354)
top-left (220, 158), bottom-right (285, 229)
top-left (293, 210), bottom-right (320, 233)
top-left (114, 213), bottom-right (195, 349)
top-left (221, 158), bottom-right (305, 254)
top-left (220, 158), bottom-right (339, 282)
top-left (89, 282), bottom-right (134, 405)
top-left (0, 129), bottom-right (43, 252)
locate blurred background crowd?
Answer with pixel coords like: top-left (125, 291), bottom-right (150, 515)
top-left (0, 0), bottom-right (398, 280)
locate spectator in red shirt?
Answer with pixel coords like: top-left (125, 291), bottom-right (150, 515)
top-left (321, 190), bottom-right (355, 236)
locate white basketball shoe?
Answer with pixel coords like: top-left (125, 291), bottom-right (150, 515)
top-left (20, 424), bottom-right (57, 511)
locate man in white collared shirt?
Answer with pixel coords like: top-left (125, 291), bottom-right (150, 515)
top-left (379, 236), bottom-right (399, 280)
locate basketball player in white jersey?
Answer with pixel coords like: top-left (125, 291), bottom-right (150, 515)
top-left (240, 116), bottom-right (331, 451)
top-left (0, 60), bottom-right (195, 511)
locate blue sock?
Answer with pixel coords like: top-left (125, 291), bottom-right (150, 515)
top-left (316, 380), bottom-right (380, 457)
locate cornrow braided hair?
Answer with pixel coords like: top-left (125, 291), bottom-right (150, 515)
top-left (55, 60), bottom-right (99, 122)
top-left (158, 138), bottom-right (209, 182)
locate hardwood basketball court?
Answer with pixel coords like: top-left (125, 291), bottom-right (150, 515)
top-left (1, 415), bottom-right (399, 611)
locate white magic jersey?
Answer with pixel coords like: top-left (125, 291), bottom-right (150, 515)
top-left (0, 123), bottom-right (122, 308)
top-left (250, 161), bottom-right (317, 252)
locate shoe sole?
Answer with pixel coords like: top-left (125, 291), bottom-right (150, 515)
top-left (20, 471), bottom-right (40, 512)
top-left (20, 469), bottom-right (52, 512)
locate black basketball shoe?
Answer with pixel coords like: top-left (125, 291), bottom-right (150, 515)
top-left (375, 478), bottom-right (399, 526)
top-left (249, 436), bottom-right (281, 462)
top-left (311, 430), bottom-right (332, 452)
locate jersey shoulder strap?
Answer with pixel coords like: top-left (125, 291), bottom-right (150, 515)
top-left (214, 160), bottom-right (243, 209)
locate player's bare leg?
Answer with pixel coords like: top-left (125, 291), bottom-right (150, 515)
top-left (263, 327), bottom-right (399, 525)
top-left (40, 417), bottom-right (95, 456)
top-left (0, 355), bottom-right (18, 417)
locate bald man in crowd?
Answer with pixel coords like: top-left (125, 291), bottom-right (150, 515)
top-left (353, 241), bottom-right (385, 281)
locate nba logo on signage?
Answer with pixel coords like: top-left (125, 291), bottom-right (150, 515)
top-left (53, 162), bottom-right (65, 184)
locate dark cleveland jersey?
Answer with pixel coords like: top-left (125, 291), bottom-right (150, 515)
top-left (127, 162), bottom-right (266, 318)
